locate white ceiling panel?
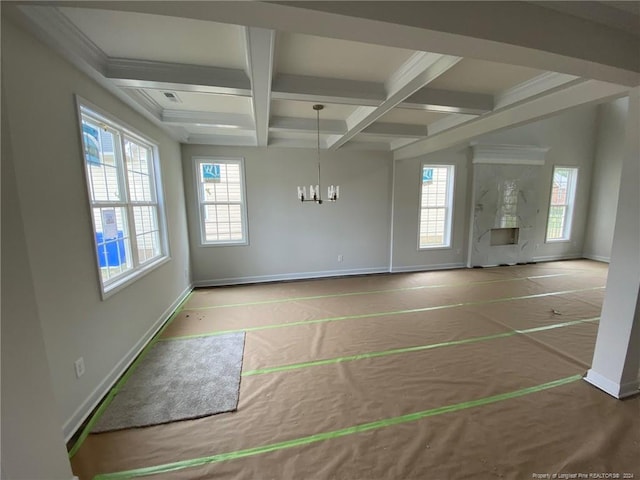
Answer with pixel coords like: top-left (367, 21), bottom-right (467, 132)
top-left (21, 3), bottom-right (612, 152)
top-left (144, 90), bottom-right (252, 114)
top-left (276, 32), bottom-right (416, 82)
top-left (271, 100), bottom-right (356, 120)
top-left (427, 59), bottom-right (545, 95)
top-left (59, 8), bottom-right (246, 68)
top-left (377, 109), bottom-right (449, 126)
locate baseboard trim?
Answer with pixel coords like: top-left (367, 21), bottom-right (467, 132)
top-left (194, 267), bottom-right (390, 287)
top-left (532, 253), bottom-right (583, 263)
top-left (390, 262), bottom-right (466, 273)
top-left (584, 369), bottom-right (640, 399)
top-left (62, 285), bottom-right (192, 441)
top-left (582, 253), bottom-right (610, 263)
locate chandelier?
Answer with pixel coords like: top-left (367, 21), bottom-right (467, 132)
top-left (297, 104), bottom-right (339, 204)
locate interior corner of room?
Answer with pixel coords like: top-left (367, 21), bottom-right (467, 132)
top-left (1, 1), bottom-right (638, 479)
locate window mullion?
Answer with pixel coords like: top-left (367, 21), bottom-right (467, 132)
top-left (120, 135), bottom-right (140, 268)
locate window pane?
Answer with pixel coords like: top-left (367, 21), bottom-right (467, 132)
top-left (81, 105), bottom-right (167, 295)
top-left (419, 165), bottom-right (453, 248)
top-left (125, 138), bottom-right (154, 202)
top-left (93, 207), bottom-right (132, 282)
top-left (133, 206), bottom-right (160, 263)
top-left (198, 159), bottom-right (247, 244)
top-left (83, 119), bottom-right (121, 202)
top-left (546, 167), bottom-right (577, 241)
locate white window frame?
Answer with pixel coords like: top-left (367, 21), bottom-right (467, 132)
top-left (546, 166), bottom-right (578, 242)
top-left (76, 97), bottom-right (170, 299)
top-left (418, 164), bottom-right (455, 250)
top-left (193, 157), bottom-right (249, 246)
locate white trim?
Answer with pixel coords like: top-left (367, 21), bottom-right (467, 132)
top-left (17, 5), bottom-right (108, 74)
top-left (584, 370), bottom-right (640, 399)
top-left (545, 166), bottom-right (579, 242)
top-left (193, 157), bottom-right (249, 246)
top-left (390, 262), bottom-right (466, 273)
top-left (193, 267), bottom-right (389, 287)
top-left (532, 253), bottom-right (583, 262)
top-left (76, 97), bottom-right (171, 299)
top-left (389, 157), bottom-right (396, 272)
top-left (494, 72), bottom-right (582, 110)
top-left (244, 27), bottom-right (276, 147)
top-left (394, 79), bottom-right (628, 160)
top-left (471, 144), bottom-right (549, 165)
top-left (329, 53), bottom-right (461, 150)
top-left (582, 253), bottom-right (610, 263)
top-left (62, 286), bottom-right (192, 441)
top-left (106, 58), bottom-right (251, 96)
top-left (418, 164), bottom-right (455, 249)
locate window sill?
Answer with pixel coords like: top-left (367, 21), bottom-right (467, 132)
top-left (101, 255), bottom-right (170, 300)
top-left (200, 240), bottom-right (249, 247)
top-left (418, 245), bottom-right (452, 251)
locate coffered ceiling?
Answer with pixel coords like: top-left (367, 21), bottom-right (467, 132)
top-left (9, 1), bottom-right (639, 154)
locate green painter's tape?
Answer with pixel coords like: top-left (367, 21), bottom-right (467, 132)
top-left (242, 317), bottom-right (600, 376)
top-left (92, 374), bottom-right (582, 479)
top-left (162, 286), bottom-right (604, 342)
top-left (68, 290), bottom-right (194, 459)
top-left (185, 273), bottom-right (569, 310)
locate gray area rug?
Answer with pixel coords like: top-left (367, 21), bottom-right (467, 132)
top-left (93, 333), bottom-right (245, 433)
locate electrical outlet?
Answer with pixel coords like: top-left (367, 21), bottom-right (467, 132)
top-left (74, 357), bottom-right (85, 378)
top-left (337, 255), bottom-right (343, 262)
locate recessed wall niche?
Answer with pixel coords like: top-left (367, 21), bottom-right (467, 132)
top-left (468, 144), bottom-right (549, 267)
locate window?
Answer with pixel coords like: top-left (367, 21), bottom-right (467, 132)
top-left (419, 164), bottom-right (455, 249)
top-left (78, 101), bottom-right (168, 297)
top-left (546, 166), bottom-right (578, 242)
top-left (194, 157), bottom-right (248, 245)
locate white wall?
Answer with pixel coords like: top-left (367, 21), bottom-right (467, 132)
top-left (471, 105), bottom-right (599, 262)
top-left (583, 97), bottom-right (629, 263)
top-left (182, 145), bottom-right (393, 285)
top-left (391, 147), bottom-right (470, 271)
top-left (1, 17), bottom-right (191, 439)
top-left (1, 86), bottom-right (74, 479)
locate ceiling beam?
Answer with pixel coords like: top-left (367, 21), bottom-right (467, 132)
top-left (49, 1), bottom-right (639, 86)
top-left (162, 110), bottom-right (255, 130)
top-left (187, 134), bottom-right (258, 147)
top-left (106, 58), bottom-right (252, 96)
top-left (394, 79), bottom-right (629, 159)
top-left (494, 72), bottom-right (582, 110)
top-left (361, 122), bottom-right (427, 138)
top-left (327, 52), bottom-right (461, 150)
top-left (272, 74), bottom-right (385, 106)
top-left (269, 116), bottom-right (346, 134)
top-left (400, 88), bottom-right (493, 115)
top-left (244, 27), bottom-right (275, 147)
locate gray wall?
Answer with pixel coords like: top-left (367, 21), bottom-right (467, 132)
top-left (184, 106), bottom-right (601, 283)
top-left (182, 145), bottom-right (393, 285)
top-left (391, 147), bottom-right (470, 271)
top-left (583, 97), bottom-right (629, 262)
top-left (2, 18), bottom-right (191, 439)
top-left (2, 85), bottom-right (74, 479)
top-left (471, 105), bottom-right (599, 262)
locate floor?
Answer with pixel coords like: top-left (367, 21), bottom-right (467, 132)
top-left (70, 260), bottom-right (640, 480)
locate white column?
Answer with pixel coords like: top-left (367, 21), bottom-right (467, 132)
top-left (585, 87), bottom-right (640, 399)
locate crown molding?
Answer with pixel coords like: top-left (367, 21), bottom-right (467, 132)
top-left (495, 72), bottom-right (583, 110)
top-left (17, 5), bottom-right (108, 74)
top-left (471, 143), bottom-right (549, 165)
